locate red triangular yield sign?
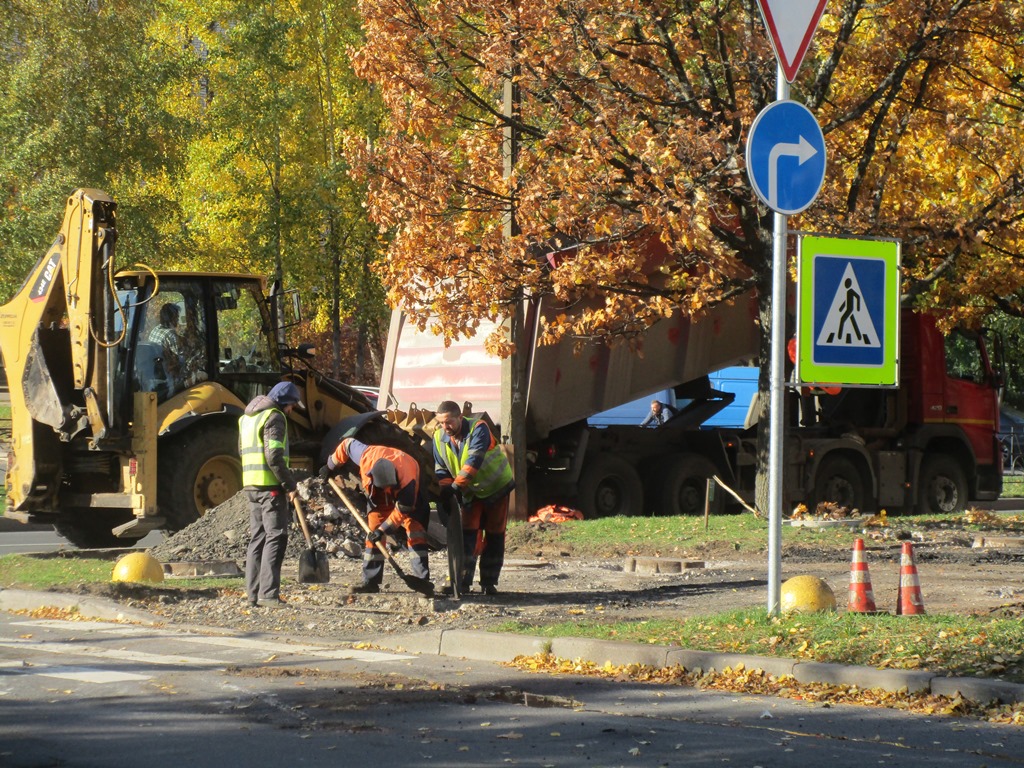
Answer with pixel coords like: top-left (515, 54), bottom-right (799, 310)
top-left (756, 0), bottom-right (829, 83)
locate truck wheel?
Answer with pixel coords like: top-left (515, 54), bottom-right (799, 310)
top-left (655, 455), bottom-right (717, 516)
top-left (577, 455), bottom-right (643, 518)
top-left (812, 455), bottom-right (865, 513)
top-left (917, 455), bottom-right (967, 514)
top-left (158, 425), bottom-right (242, 531)
top-left (54, 510), bottom-right (142, 549)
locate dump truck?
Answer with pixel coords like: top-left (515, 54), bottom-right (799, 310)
top-left (379, 247), bottom-right (1004, 518)
top-left (0, 188), bottom-right (421, 547)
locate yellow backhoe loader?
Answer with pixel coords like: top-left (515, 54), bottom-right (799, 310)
top-left (0, 189), bottom-right (426, 547)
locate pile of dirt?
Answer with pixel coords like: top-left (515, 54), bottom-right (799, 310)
top-left (150, 477), bottom-right (366, 565)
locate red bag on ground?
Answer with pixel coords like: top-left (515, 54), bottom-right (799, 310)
top-left (528, 505), bottom-right (584, 524)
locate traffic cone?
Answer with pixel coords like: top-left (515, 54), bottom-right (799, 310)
top-left (895, 541), bottom-right (926, 616)
top-left (847, 538), bottom-right (877, 613)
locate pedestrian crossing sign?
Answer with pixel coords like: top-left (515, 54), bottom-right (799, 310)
top-left (796, 235), bottom-right (901, 387)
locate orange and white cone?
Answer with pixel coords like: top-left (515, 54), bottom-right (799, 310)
top-left (895, 541), bottom-right (926, 616)
top-left (847, 538), bottom-right (877, 613)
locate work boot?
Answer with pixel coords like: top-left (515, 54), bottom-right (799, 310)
top-left (257, 597), bottom-right (288, 609)
top-left (348, 582), bottom-right (380, 594)
top-left (481, 585), bottom-right (499, 596)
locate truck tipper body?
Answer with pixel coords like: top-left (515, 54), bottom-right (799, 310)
top-left (380, 288), bottom-right (1003, 520)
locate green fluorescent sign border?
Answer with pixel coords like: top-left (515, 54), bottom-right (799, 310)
top-left (797, 234), bottom-right (901, 388)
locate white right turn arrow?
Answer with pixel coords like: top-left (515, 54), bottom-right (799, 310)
top-left (768, 135), bottom-right (818, 210)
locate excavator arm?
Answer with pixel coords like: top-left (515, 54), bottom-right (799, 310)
top-left (0, 189), bottom-right (121, 513)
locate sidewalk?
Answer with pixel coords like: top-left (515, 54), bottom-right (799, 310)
top-left (2, 587), bottom-right (1022, 708)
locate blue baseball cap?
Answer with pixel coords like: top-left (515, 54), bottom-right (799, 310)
top-left (268, 381), bottom-right (304, 408)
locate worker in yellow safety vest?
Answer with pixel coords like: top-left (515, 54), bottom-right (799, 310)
top-left (433, 400), bottom-right (514, 596)
top-left (238, 381), bottom-right (302, 609)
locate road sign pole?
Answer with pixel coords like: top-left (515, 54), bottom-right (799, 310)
top-left (767, 66), bottom-right (788, 616)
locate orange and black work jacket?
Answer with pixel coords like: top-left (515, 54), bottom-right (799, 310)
top-left (329, 437), bottom-right (425, 529)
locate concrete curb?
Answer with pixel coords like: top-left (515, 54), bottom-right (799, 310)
top-left (380, 628), bottom-right (1024, 706)
top-left (0, 588), bottom-right (160, 626)
top-left (4, 589), bottom-right (1023, 706)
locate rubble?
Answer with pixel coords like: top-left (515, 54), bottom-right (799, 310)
top-left (150, 476), bottom-right (366, 565)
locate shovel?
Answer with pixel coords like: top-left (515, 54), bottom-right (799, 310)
top-left (327, 477), bottom-right (434, 597)
top-left (292, 496), bottom-right (330, 584)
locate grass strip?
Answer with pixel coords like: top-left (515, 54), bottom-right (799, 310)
top-left (497, 607), bottom-right (1024, 683)
top-left (0, 554), bottom-right (238, 591)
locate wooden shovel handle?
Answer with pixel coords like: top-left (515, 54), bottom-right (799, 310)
top-left (291, 496), bottom-right (314, 549)
top-left (328, 477), bottom-right (395, 564)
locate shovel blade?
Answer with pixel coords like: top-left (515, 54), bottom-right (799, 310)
top-left (298, 549), bottom-right (330, 583)
top-left (402, 573), bottom-right (435, 597)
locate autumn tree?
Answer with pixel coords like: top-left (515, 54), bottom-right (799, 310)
top-left (165, 0), bottom-right (387, 381)
top-left (349, 0), bottom-right (1024, 352)
top-left (0, 0), bottom-right (197, 298)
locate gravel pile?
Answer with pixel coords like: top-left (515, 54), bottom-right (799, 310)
top-left (150, 477), bottom-right (366, 565)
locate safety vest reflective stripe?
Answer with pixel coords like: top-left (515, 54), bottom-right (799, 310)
top-left (433, 418), bottom-right (513, 500)
top-left (239, 409), bottom-right (289, 487)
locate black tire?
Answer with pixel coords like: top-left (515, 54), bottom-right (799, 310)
top-left (158, 424), bottom-right (242, 531)
top-left (812, 454), bottom-right (866, 513)
top-left (917, 454), bottom-right (968, 514)
top-left (53, 509), bottom-right (141, 549)
top-left (654, 454), bottom-right (717, 516)
top-left (577, 454), bottom-right (644, 518)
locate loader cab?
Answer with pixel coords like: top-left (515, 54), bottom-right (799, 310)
top-left (114, 272), bottom-right (279, 408)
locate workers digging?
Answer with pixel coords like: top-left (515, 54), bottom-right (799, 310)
top-left (320, 437), bottom-right (431, 595)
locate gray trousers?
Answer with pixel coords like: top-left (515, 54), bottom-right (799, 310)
top-left (245, 488), bottom-right (290, 601)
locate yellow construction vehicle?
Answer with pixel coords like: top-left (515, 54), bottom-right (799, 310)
top-left (0, 189), bottom-right (413, 547)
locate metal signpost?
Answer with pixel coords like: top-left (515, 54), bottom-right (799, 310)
top-left (751, 0), bottom-right (829, 614)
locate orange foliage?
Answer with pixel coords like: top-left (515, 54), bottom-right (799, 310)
top-left (348, 1), bottom-right (1024, 348)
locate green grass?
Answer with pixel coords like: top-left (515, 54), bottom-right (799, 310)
top-left (1002, 472), bottom-right (1024, 498)
top-left (0, 554), bottom-right (115, 588)
top-left (506, 510), bottom-right (1023, 558)
top-left (0, 553), bottom-right (240, 591)
top-left (497, 608), bottom-right (1024, 683)
top-left (502, 511), bottom-right (1024, 682)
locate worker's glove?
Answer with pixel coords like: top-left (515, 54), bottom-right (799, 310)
top-left (439, 484), bottom-right (459, 506)
top-left (318, 465), bottom-right (334, 482)
top-left (367, 528), bottom-right (384, 545)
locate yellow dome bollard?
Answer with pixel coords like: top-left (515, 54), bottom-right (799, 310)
top-left (112, 552), bottom-right (165, 583)
top-left (780, 575), bottom-right (836, 614)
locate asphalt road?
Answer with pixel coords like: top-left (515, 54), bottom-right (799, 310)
top-left (2, 609), bottom-right (1023, 768)
top-left (0, 524), bottom-right (162, 556)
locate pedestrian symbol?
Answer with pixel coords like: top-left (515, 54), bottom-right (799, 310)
top-left (796, 235), bottom-right (901, 388)
top-left (816, 263), bottom-right (879, 348)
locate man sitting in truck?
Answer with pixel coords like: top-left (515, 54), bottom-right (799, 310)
top-left (640, 399), bottom-right (676, 428)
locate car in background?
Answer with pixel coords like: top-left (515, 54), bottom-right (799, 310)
top-left (999, 404), bottom-right (1024, 473)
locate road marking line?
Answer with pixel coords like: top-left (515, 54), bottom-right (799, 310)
top-left (10, 620), bottom-right (413, 662)
top-left (0, 639), bottom-right (221, 667)
top-left (0, 660), bottom-right (151, 684)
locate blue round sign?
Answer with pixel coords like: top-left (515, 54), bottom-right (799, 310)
top-left (745, 100), bottom-right (826, 215)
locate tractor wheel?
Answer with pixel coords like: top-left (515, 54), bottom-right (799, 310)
top-left (158, 424), bottom-right (242, 531)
